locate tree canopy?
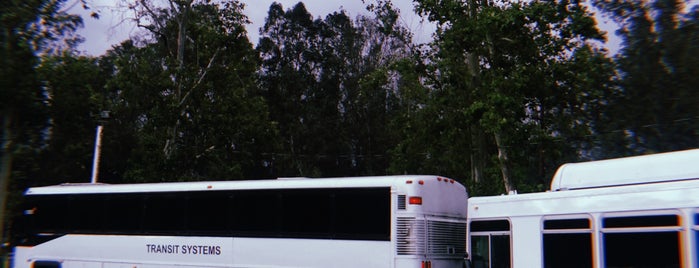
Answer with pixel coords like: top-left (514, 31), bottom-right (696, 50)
top-left (3, 0), bottom-right (699, 251)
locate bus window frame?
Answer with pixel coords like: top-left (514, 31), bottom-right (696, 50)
top-left (693, 209), bottom-right (699, 268)
top-left (600, 210), bottom-right (684, 268)
top-left (540, 214), bottom-right (593, 268)
top-left (469, 218), bottom-right (512, 268)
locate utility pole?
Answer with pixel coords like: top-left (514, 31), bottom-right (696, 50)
top-left (90, 111), bottom-right (109, 183)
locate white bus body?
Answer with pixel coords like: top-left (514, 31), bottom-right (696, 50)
top-left (468, 149), bottom-right (699, 268)
top-left (13, 175), bottom-right (468, 268)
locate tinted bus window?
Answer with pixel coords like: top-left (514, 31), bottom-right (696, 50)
top-left (22, 187), bottom-right (392, 241)
top-left (604, 232), bottom-right (680, 267)
top-left (471, 220), bottom-right (511, 232)
top-left (334, 188), bottom-right (390, 240)
top-left (231, 190), bottom-right (279, 236)
top-left (103, 194), bottom-right (143, 232)
top-left (187, 191), bottom-right (231, 234)
top-left (470, 219), bottom-right (511, 268)
top-left (143, 193), bottom-right (186, 233)
top-left (603, 215), bottom-right (678, 228)
top-left (32, 261), bottom-right (61, 268)
top-left (31, 196), bottom-right (69, 232)
top-left (65, 195), bottom-right (104, 232)
top-left (543, 218), bottom-right (592, 268)
top-left (281, 190), bottom-right (332, 237)
top-left (543, 218), bottom-right (589, 230)
top-left (602, 214), bottom-right (681, 268)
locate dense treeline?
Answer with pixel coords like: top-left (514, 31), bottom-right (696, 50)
top-left (2, 0), bottom-right (699, 245)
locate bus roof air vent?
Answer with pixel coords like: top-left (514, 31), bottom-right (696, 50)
top-left (550, 149), bottom-right (699, 191)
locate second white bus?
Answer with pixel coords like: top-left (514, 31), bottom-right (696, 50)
top-left (468, 149), bottom-right (699, 268)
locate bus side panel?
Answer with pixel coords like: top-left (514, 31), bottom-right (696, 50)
top-left (12, 235), bottom-right (234, 268)
top-left (511, 217), bottom-right (542, 268)
top-left (14, 236), bottom-right (392, 268)
top-left (11, 247), bottom-right (31, 268)
top-left (230, 237), bottom-right (392, 268)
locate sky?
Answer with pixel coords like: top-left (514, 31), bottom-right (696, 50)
top-left (69, 0), bottom-right (620, 56)
top-left (70, 0), bottom-right (436, 56)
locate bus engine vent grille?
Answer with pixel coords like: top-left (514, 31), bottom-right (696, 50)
top-left (427, 220), bottom-right (466, 256)
top-left (396, 217), bottom-right (425, 255)
top-left (397, 195), bottom-right (406, 210)
top-left (396, 218), bottom-right (467, 257)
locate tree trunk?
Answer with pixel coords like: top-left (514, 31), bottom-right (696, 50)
top-left (494, 131), bottom-right (515, 193)
top-left (0, 112), bottom-right (15, 245)
top-left (470, 126), bottom-right (485, 184)
top-left (164, 0), bottom-right (192, 159)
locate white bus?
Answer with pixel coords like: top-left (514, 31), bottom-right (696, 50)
top-left (467, 149), bottom-right (699, 268)
top-left (13, 175), bottom-right (468, 268)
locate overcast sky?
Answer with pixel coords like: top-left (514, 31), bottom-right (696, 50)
top-left (69, 0), bottom-right (436, 56)
top-left (69, 0), bottom-right (619, 56)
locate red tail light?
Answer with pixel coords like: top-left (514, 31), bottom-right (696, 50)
top-left (409, 196), bottom-right (423, 205)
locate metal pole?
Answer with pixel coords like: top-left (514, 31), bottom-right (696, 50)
top-left (90, 125), bottom-right (104, 184)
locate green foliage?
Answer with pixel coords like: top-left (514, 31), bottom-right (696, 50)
top-left (593, 0), bottom-right (699, 156)
top-left (35, 54), bottom-right (106, 185)
top-left (1, 0), bottom-right (85, 252)
top-left (6, 0), bottom-right (699, 202)
top-left (102, 1), bottom-right (275, 182)
top-left (409, 0), bottom-right (616, 195)
top-left (257, 2), bottom-right (415, 177)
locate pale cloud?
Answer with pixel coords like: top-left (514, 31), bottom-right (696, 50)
top-left (70, 0), bottom-right (618, 56)
top-left (70, 0), bottom-right (434, 56)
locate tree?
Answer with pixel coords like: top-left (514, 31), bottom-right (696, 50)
top-left (35, 54), bottom-right (107, 185)
top-left (257, 1), bottom-right (416, 177)
top-left (257, 2), bottom-right (326, 176)
top-left (105, 1), bottom-right (275, 181)
top-left (593, 0), bottom-right (699, 156)
top-left (412, 0), bottom-right (615, 194)
top-left (1, 0), bottom-right (83, 247)
top-left (342, 0), bottom-right (415, 175)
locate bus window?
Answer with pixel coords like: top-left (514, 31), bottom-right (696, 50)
top-left (186, 191), bottom-right (232, 235)
top-left (280, 189), bottom-right (332, 238)
top-left (470, 220), bottom-right (511, 268)
top-left (231, 190), bottom-right (280, 236)
top-left (31, 196), bottom-right (69, 233)
top-left (103, 193), bottom-right (143, 233)
top-left (143, 193), bottom-right (186, 233)
top-left (334, 188), bottom-right (390, 240)
top-left (65, 195), bottom-right (104, 233)
top-left (602, 214), bottom-right (681, 268)
top-left (32, 261), bottom-right (61, 268)
top-left (542, 217), bottom-right (592, 268)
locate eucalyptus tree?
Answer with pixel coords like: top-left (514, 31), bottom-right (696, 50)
top-left (593, 0), bottom-right (699, 156)
top-left (341, 0), bottom-right (416, 176)
top-left (106, 1), bottom-right (274, 181)
top-left (257, 1), bottom-right (416, 177)
top-left (1, 0), bottom-right (85, 249)
top-left (35, 55), bottom-right (108, 184)
top-left (257, 2), bottom-right (325, 176)
top-left (412, 0), bottom-right (615, 194)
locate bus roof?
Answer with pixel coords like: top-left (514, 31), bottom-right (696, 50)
top-left (550, 149), bottom-right (699, 191)
top-left (24, 175), bottom-right (457, 195)
top-left (470, 177), bottom-right (699, 218)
